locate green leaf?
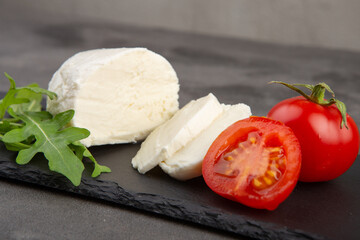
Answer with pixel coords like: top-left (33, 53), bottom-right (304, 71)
top-left (4, 142), bottom-right (30, 151)
top-left (0, 73), bottom-right (28, 118)
top-left (24, 86), bottom-right (57, 100)
top-left (10, 84), bottom-right (43, 113)
top-left (0, 120), bottom-right (13, 134)
top-left (70, 141), bottom-right (111, 177)
top-left (2, 110), bottom-right (90, 186)
top-left (1, 73), bottom-right (57, 118)
top-left (0, 74), bottom-right (110, 186)
top-left (0, 89), bottom-right (29, 119)
top-left (4, 72), bottom-right (16, 89)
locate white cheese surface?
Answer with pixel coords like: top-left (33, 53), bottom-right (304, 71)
top-left (131, 93), bottom-right (223, 174)
top-left (159, 103), bottom-right (251, 181)
top-left (47, 48), bottom-right (179, 147)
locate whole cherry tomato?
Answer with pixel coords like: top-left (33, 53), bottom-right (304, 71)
top-left (202, 117), bottom-right (301, 210)
top-left (268, 82), bottom-right (359, 182)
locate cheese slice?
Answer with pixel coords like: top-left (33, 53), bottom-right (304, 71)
top-left (47, 48), bottom-right (179, 147)
top-left (131, 93), bottom-right (223, 174)
top-left (159, 103), bottom-right (251, 181)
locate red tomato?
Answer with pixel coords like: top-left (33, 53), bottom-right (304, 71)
top-left (268, 96), bottom-right (360, 182)
top-left (202, 117), bottom-right (301, 210)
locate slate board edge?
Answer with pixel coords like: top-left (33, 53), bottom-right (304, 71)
top-left (0, 159), bottom-right (325, 240)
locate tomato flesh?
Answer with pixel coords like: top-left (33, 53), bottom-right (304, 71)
top-left (202, 117), bottom-right (301, 210)
top-left (213, 131), bottom-right (286, 192)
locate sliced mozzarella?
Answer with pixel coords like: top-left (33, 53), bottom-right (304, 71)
top-left (159, 103), bottom-right (251, 181)
top-left (47, 48), bottom-right (179, 147)
top-left (131, 93), bottom-right (223, 174)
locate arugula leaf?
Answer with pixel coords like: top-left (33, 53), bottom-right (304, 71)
top-left (0, 119), bottom-right (30, 151)
top-left (0, 76), bottom-right (28, 118)
top-left (0, 119), bottom-right (13, 134)
top-left (0, 73), bottom-right (111, 186)
top-left (11, 84), bottom-right (43, 113)
top-left (3, 109), bottom-right (88, 186)
top-left (0, 73), bottom-right (56, 118)
top-left (70, 141), bottom-right (111, 177)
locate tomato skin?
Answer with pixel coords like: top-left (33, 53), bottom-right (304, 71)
top-left (202, 117), bottom-right (301, 210)
top-left (268, 96), bottom-right (360, 182)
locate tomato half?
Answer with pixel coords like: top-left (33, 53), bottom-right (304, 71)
top-left (202, 116), bottom-right (301, 210)
top-left (268, 96), bottom-right (360, 182)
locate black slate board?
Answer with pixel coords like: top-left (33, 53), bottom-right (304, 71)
top-left (0, 143), bottom-right (318, 240)
top-left (0, 114), bottom-right (359, 240)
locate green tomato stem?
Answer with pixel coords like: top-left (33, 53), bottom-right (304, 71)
top-left (269, 81), bottom-right (348, 129)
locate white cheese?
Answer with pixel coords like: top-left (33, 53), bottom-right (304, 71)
top-left (131, 93), bottom-right (223, 174)
top-left (159, 103), bottom-right (251, 181)
top-left (47, 48), bottom-right (179, 147)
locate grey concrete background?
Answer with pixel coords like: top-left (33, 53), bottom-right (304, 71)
top-left (1, 3), bottom-right (359, 121)
top-left (2, 0), bottom-right (360, 52)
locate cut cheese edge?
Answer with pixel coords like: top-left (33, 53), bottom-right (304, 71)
top-left (159, 103), bottom-right (251, 181)
top-left (131, 93), bottom-right (223, 174)
top-left (47, 48), bottom-right (179, 147)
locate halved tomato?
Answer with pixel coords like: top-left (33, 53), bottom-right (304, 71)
top-left (202, 116), bottom-right (301, 210)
